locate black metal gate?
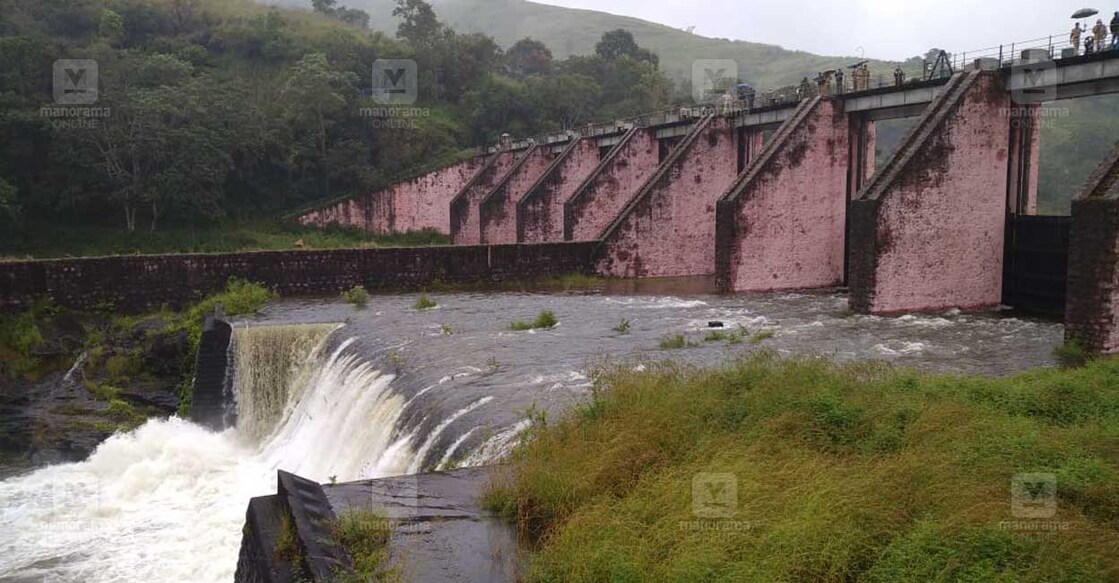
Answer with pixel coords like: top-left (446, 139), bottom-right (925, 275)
top-left (1002, 215), bottom-right (1071, 316)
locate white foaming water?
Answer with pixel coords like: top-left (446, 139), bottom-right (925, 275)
top-left (0, 330), bottom-right (420, 583)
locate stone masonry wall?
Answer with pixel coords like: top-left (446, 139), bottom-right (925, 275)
top-left (0, 242), bottom-right (598, 313)
top-left (718, 99), bottom-right (850, 292)
top-left (450, 152), bottom-right (518, 245)
top-left (479, 146), bottom-right (557, 245)
top-left (565, 127), bottom-right (660, 241)
top-left (850, 73), bottom-right (1010, 313)
top-left (519, 138), bottom-right (601, 243)
top-left (1065, 142), bottom-right (1119, 353)
top-left (597, 118), bottom-right (738, 278)
top-left (298, 156), bottom-right (486, 235)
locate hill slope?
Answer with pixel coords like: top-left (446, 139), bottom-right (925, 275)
top-left (271, 0), bottom-right (899, 88)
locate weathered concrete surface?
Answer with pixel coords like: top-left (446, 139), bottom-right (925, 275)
top-left (0, 242), bottom-right (598, 312)
top-left (849, 71), bottom-right (1011, 314)
top-left (1007, 103), bottom-right (1041, 215)
top-left (299, 156), bottom-right (486, 235)
top-left (480, 145), bottom-right (558, 245)
top-left (519, 138), bottom-right (601, 243)
top-left (451, 151), bottom-right (519, 245)
top-left (1066, 142), bottom-right (1119, 353)
top-left (597, 116), bottom-right (738, 278)
top-left (235, 471), bottom-right (353, 583)
top-left (322, 467), bottom-right (519, 582)
top-left (564, 126), bottom-right (661, 241)
top-left (715, 97), bottom-right (851, 292)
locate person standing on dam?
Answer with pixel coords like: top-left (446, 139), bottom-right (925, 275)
top-left (1093, 18), bottom-right (1108, 49)
top-left (1112, 12), bottom-right (1119, 49)
top-left (1071, 22), bottom-right (1084, 53)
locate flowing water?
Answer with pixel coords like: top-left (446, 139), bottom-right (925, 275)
top-left (0, 287), bottom-right (1063, 582)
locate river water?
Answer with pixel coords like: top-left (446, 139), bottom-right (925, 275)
top-left (0, 287), bottom-right (1062, 582)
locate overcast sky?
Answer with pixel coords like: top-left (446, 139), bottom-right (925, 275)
top-left (534, 0), bottom-right (1111, 60)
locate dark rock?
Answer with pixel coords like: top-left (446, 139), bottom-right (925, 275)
top-left (143, 329), bottom-right (190, 376)
top-left (708, 321), bottom-right (725, 328)
top-left (34, 313), bottom-right (86, 357)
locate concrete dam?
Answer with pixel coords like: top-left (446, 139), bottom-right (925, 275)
top-left (299, 51), bottom-right (1119, 354)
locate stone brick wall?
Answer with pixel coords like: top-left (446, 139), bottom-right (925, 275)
top-left (298, 156), bottom-right (486, 235)
top-left (716, 99), bottom-right (850, 292)
top-left (451, 152), bottom-right (519, 245)
top-left (1065, 142), bottom-right (1119, 353)
top-left (565, 127), bottom-right (660, 241)
top-left (519, 138), bottom-right (601, 243)
top-left (1065, 198), bottom-right (1119, 352)
top-left (850, 72), bottom-right (1010, 314)
top-left (0, 242), bottom-right (598, 312)
top-left (597, 117), bottom-right (738, 278)
top-left (480, 146), bottom-right (557, 245)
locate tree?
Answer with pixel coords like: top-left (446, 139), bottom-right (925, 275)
top-left (312, 0), bottom-right (338, 14)
top-left (595, 29), bottom-right (658, 67)
top-left (280, 53), bottom-right (358, 200)
top-left (394, 0), bottom-right (445, 47)
top-left (507, 38), bottom-right (552, 79)
top-left (527, 73), bottom-right (599, 130)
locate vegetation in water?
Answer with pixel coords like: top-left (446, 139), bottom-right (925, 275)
top-left (412, 294), bottom-right (438, 310)
top-left (341, 285), bottom-right (370, 307)
top-left (658, 333), bottom-right (697, 349)
top-left (483, 352), bottom-right (1119, 581)
top-left (612, 318), bottom-right (631, 334)
top-left (511, 310), bottom-right (558, 331)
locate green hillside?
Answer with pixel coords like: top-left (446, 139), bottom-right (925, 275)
top-left (272, 0), bottom-right (903, 88)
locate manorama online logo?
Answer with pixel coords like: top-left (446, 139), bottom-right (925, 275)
top-left (42, 59), bottom-right (110, 129)
top-left (372, 59), bottom-right (418, 105)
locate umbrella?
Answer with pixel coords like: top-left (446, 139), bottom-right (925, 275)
top-left (1071, 8), bottom-right (1098, 18)
top-left (848, 60), bottom-right (869, 69)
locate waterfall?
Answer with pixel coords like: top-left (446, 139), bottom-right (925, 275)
top-left (231, 324), bottom-right (338, 443)
top-left (0, 323), bottom-right (434, 583)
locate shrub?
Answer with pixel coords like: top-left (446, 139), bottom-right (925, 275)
top-left (511, 310), bottom-right (558, 331)
top-left (613, 318), bottom-right (631, 334)
top-left (341, 285), bottom-right (369, 307)
top-left (1054, 337), bottom-right (1092, 369)
top-left (413, 294), bottom-right (437, 310)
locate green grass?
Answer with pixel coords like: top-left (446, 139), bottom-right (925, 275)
top-left (0, 220), bottom-right (449, 260)
top-left (341, 285), bottom-right (370, 307)
top-left (1054, 337), bottom-right (1093, 369)
top-left (612, 318), bottom-right (631, 335)
top-left (750, 329), bottom-right (776, 344)
top-left (511, 310), bottom-right (558, 331)
top-left (412, 294), bottom-right (438, 310)
top-left (330, 508), bottom-right (397, 582)
top-left (484, 352), bottom-right (1119, 582)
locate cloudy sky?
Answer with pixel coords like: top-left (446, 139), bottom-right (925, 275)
top-left (534, 0), bottom-right (1110, 60)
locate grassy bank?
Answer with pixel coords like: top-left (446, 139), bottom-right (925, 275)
top-left (485, 353), bottom-right (1119, 582)
top-left (0, 221), bottom-right (449, 260)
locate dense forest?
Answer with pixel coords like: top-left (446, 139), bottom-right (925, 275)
top-left (0, 0), bottom-right (677, 249)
